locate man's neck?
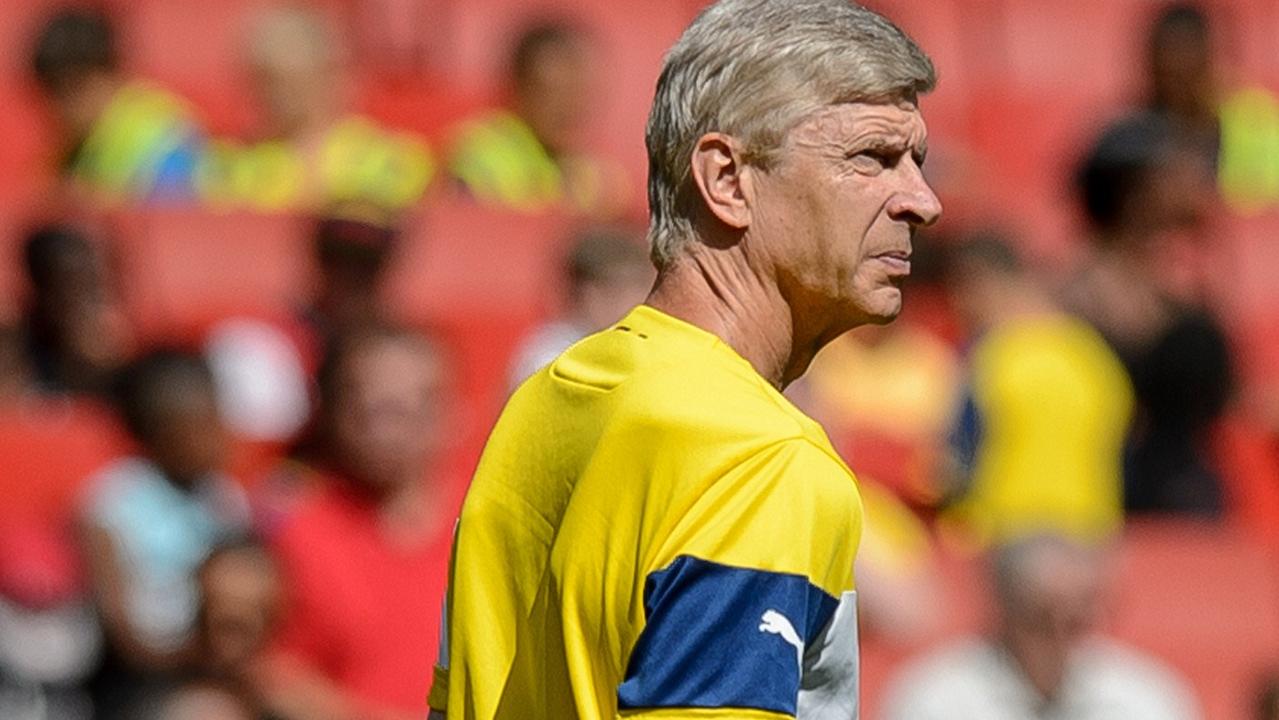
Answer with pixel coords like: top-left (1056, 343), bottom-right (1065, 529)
top-left (646, 245), bottom-right (808, 389)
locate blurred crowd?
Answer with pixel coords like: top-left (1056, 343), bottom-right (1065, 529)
top-left (0, 1), bottom-right (1277, 720)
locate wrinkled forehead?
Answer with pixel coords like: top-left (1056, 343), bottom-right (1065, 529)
top-left (786, 101), bottom-right (929, 149)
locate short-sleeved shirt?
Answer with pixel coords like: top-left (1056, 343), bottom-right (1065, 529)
top-left (82, 458), bottom-right (249, 652)
top-left (268, 474), bottom-right (454, 715)
top-left (432, 305), bottom-right (865, 719)
top-left (947, 314), bottom-right (1133, 544)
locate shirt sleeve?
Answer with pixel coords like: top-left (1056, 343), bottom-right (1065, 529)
top-left (617, 438), bottom-right (864, 719)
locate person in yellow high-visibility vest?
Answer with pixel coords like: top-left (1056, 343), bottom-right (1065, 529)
top-left (31, 8), bottom-right (205, 204)
top-left (1142, 3), bottom-right (1279, 213)
top-left (446, 22), bottom-right (629, 216)
top-left (196, 7), bottom-right (435, 214)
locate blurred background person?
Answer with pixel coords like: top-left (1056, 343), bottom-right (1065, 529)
top-left (78, 350), bottom-right (249, 720)
top-left (1067, 117), bottom-right (1235, 517)
top-left (259, 326), bottom-right (453, 720)
top-left (196, 6), bottom-right (433, 214)
top-left (22, 224), bottom-right (132, 398)
top-left (507, 225), bottom-right (652, 387)
top-left (943, 232), bottom-right (1133, 546)
top-left (881, 534), bottom-right (1201, 720)
top-left (1144, 3), bottom-right (1220, 168)
top-left (303, 212), bottom-right (401, 360)
top-left (232, 211), bottom-right (406, 524)
top-left (1150, 0), bottom-right (1279, 213)
top-left (125, 538), bottom-right (283, 720)
top-left (30, 7), bottom-right (204, 204)
top-left (446, 20), bottom-right (628, 216)
top-left (191, 539), bottom-right (280, 716)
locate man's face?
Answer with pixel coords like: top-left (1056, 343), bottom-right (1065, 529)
top-left (1002, 547), bottom-right (1104, 700)
top-left (516, 40), bottom-right (593, 155)
top-left (149, 389), bottom-right (229, 485)
top-left (332, 338), bottom-right (444, 492)
top-left (749, 102), bottom-right (940, 330)
top-left (199, 550), bottom-right (279, 675)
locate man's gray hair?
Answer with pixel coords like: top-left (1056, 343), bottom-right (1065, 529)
top-left (645, 0), bottom-right (936, 266)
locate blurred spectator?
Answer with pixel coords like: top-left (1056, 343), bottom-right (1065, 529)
top-left (305, 212), bottom-right (400, 356)
top-left (195, 540), bottom-right (280, 693)
top-left (943, 233), bottom-right (1133, 546)
top-left (79, 351), bottom-right (249, 720)
top-left (241, 212), bottom-right (404, 527)
top-left (260, 326), bottom-right (453, 720)
top-left (1068, 117), bottom-right (1235, 517)
top-left (196, 7), bottom-right (433, 213)
top-left (881, 534), bottom-right (1201, 720)
top-left (508, 225), bottom-right (652, 387)
top-left (446, 20), bottom-right (628, 216)
top-left (30, 7), bottom-right (204, 204)
top-left (1138, 2), bottom-right (1279, 213)
top-left (22, 224), bottom-right (132, 398)
top-left (1144, 3), bottom-right (1219, 168)
top-left (1137, 1), bottom-right (1279, 213)
top-left (133, 539), bottom-right (285, 720)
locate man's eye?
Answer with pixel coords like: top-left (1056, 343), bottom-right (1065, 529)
top-left (849, 150), bottom-right (890, 171)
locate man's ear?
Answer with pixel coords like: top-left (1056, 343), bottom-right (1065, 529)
top-left (689, 133), bottom-right (753, 231)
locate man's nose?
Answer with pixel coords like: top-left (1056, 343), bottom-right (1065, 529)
top-left (887, 164), bottom-right (943, 228)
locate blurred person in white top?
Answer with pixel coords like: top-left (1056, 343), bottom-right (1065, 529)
top-left (881, 534), bottom-right (1200, 720)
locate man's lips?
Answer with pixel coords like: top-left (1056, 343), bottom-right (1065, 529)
top-left (873, 250), bottom-right (912, 276)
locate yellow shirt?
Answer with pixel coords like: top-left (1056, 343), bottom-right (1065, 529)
top-left (72, 80), bottom-right (202, 202)
top-left (196, 115), bottom-right (434, 211)
top-left (432, 305), bottom-right (865, 720)
top-left (445, 110), bottom-right (619, 214)
top-left (946, 314), bottom-right (1133, 545)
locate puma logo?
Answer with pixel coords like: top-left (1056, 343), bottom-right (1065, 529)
top-left (758, 609), bottom-right (804, 671)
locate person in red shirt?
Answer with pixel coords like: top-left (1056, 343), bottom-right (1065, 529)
top-left (259, 326), bottom-right (455, 720)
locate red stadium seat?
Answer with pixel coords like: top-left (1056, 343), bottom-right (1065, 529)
top-left (109, 209), bottom-right (313, 344)
top-left (356, 77), bottom-right (489, 144)
top-left (0, 399), bottom-right (131, 525)
top-left (1110, 521), bottom-right (1279, 720)
top-left (994, 0), bottom-right (1144, 101)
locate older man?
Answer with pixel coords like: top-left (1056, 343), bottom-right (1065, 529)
top-left (430, 1), bottom-right (939, 719)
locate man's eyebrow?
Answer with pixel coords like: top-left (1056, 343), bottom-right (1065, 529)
top-left (848, 135), bottom-right (906, 153)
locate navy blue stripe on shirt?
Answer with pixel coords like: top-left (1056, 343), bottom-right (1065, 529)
top-left (617, 555), bottom-right (838, 714)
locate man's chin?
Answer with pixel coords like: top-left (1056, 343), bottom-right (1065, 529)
top-left (859, 290), bottom-right (904, 326)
